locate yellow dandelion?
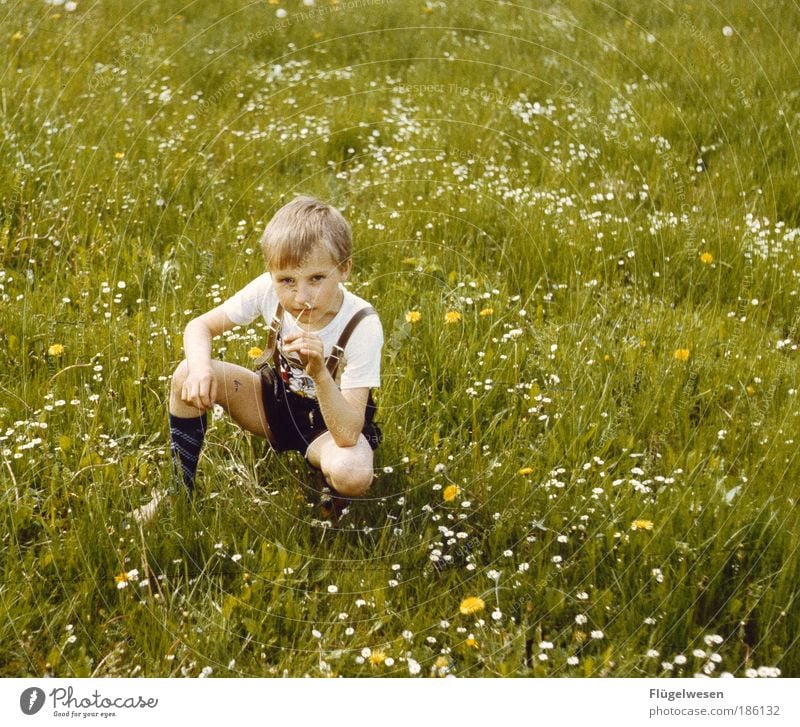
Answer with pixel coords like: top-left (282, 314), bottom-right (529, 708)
top-left (405, 310), bottom-right (422, 324)
top-left (699, 251), bottom-right (714, 264)
top-left (48, 343), bottom-right (65, 356)
top-left (674, 348), bottom-right (690, 362)
top-left (12, 31), bottom-right (24, 40)
top-left (459, 596), bottom-right (485, 615)
top-left (444, 310), bottom-right (462, 324)
top-left (114, 151), bottom-right (125, 160)
top-left (443, 484), bottom-right (460, 502)
top-left (631, 519), bottom-right (654, 531)
top-left (248, 346), bottom-right (264, 359)
top-left (465, 635), bottom-right (480, 649)
top-left (369, 650), bottom-right (386, 665)
top-left (603, 354), bottom-right (611, 361)
top-left (114, 572), bottom-right (129, 589)
top-left (746, 385), bottom-right (755, 396)
top-left (518, 466), bottom-right (533, 476)
top-left (639, 339), bottom-right (647, 348)
top-left (479, 307), bottom-right (493, 317)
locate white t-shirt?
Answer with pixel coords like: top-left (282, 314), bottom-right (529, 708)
top-left (222, 273), bottom-right (383, 398)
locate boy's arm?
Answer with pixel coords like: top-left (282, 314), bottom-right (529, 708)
top-left (312, 374), bottom-right (369, 447)
top-left (181, 306), bottom-right (239, 410)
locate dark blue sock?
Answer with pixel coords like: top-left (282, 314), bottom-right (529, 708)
top-left (169, 413), bottom-right (208, 496)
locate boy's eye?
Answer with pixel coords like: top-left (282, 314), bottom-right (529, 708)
top-left (312, 275), bottom-right (325, 282)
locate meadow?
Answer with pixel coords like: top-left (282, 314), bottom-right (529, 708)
top-left (1, 0), bottom-right (799, 677)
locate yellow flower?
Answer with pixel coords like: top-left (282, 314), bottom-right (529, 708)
top-left (746, 385), bottom-right (755, 396)
top-left (699, 251), bottom-right (713, 264)
top-left (674, 348), bottom-right (690, 362)
top-left (12, 31), bottom-right (24, 40)
top-left (444, 310), bottom-right (461, 324)
top-left (631, 519), bottom-right (654, 531)
top-left (479, 307), bottom-right (493, 317)
top-left (443, 484), bottom-right (460, 502)
top-left (465, 635), bottom-right (480, 649)
top-left (405, 310), bottom-right (421, 324)
top-left (459, 596), bottom-right (485, 615)
top-left (114, 572), bottom-right (129, 589)
top-left (639, 339), bottom-right (647, 348)
top-left (248, 346), bottom-right (264, 359)
top-left (603, 354), bottom-right (611, 361)
top-left (48, 343), bottom-right (65, 356)
top-left (518, 467), bottom-right (533, 476)
top-left (114, 151), bottom-right (125, 160)
top-left (369, 650), bottom-right (386, 665)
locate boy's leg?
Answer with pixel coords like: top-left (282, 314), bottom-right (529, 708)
top-left (305, 432), bottom-right (375, 498)
top-left (169, 359), bottom-right (275, 493)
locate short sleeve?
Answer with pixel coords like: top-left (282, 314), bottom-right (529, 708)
top-left (339, 312), bottom-right (383, 390)
top-left (221, 273), bottom-right (274, 326)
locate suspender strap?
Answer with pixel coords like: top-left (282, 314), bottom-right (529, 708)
top-left (252, 302), bottom-right (283, 370)
top-left (325, 306), bottom-right (377, 378)
top-left (253, 302), bottom-right (376, 379)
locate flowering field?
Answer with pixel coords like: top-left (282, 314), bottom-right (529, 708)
top-left (1, 0), bottom-right (799, 678)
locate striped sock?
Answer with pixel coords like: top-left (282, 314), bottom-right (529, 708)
top-left (169, 413), bottom-right (208, 496)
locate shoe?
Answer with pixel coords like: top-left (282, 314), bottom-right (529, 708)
top-left (319, 493), bottom-right (351, 524)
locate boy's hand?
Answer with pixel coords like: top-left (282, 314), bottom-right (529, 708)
top-left (181, 365), bottom-right (218, 411)
top-left (282, 331), bottom-right (326, 379)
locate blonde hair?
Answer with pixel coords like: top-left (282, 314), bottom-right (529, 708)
top-left (260, 196), bottom-right (352, 270)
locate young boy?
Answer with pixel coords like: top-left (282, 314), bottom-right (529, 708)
top-left (166, 196), bottom-right (383, 519)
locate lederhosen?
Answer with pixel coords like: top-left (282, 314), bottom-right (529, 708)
top-left (255, 303), bottom-right (382, 455)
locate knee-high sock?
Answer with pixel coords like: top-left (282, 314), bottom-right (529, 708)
top-left (169, 413), bottom-right (207, 495)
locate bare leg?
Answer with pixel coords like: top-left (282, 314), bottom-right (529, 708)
top-left (305, 432), bottom-right (375, 498)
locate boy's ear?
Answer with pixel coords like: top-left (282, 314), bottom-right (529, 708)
top-left (339, 258), bottom-right (353, 279)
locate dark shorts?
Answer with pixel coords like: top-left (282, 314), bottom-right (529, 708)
top-left (258, 366), bottom-right (382, 457)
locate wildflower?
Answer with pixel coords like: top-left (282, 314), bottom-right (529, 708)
top-left (405, 310), bottom-right (422, 324)
top-left (114, 152), bottom-right (125, 160)
top-left (248, 347), bottom-right (264, 359)
top-left (459, 596), bottom-right (485, 615)
top-left (566, 655), bottom-right (579, 665)
top-left (631, 519), bottom-right (654, 531)
top-left (699, 251), bottom-right (713, 264)
top-left (465, 635), bottom-right (480, 649)
top-left (444, 310), bottom-right (462, 324)
top-left (12, 31), bottom-right (24, 40)
top-left (442, 484), bottom-right (460, 502)
top-left (369, 650), bottom-right (386, 665)
top-left (590, 630), bottom-right (604, 639)
top-left (327, 585), bottom-right (338, 594)
top-left (114, 572), bottom-right (129, 589)
top-left (48, 343), bottom-right (65, 356)
top-left (746, 385), bottom-right (755, 396)
top-left (674, 348), bottom-right (690, 362)
top-left (674, 654), bottom-right (687, 665)
top-left (407, 657), bottom-right (421, 675)
top-left (479, 307), bottom-right (493, 317)
top-left (518, 467), bottom-right (533, 476)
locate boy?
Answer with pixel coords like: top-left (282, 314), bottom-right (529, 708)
top-left (165, 196), bottom-right (383, 520)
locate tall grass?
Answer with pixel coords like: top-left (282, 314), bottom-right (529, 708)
top-left (1, 0), bottom-right (798, 677)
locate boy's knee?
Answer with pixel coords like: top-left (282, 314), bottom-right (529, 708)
top-left (326, 459), bottom-right (374, 498)
top-left (172, 359), bottom-right (190, 389)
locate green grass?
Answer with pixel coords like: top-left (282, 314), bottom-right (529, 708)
top-left (1, 0), bottom-right (799, 677)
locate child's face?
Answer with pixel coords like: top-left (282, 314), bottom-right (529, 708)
top-left (270, 246), bottom-right (351, 326)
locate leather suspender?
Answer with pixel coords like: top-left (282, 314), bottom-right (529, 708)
top-left (325, 305), bottom-right (377, 377)
top-left (253, 302), bottom-right (377, 379)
